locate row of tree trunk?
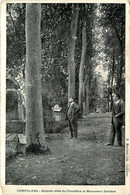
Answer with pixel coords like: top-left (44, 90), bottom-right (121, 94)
top-left (25, 3), bottom-right (125, 150)
top-left (25, 3), bottom-right (91, 150)
top-left (68, 4), bottom-right (91, 115)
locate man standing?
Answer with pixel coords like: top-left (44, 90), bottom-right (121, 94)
top-left (106, 92), bottom-right (125, 147)
top-left (67, 98), bottom-right (80, 139)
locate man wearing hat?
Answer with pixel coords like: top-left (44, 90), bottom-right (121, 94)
top-left (66, 98), bottom-right (80, 139)
top-left (105, 92), bottom-right (125, 147)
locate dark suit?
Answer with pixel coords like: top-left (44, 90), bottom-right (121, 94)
top-left (67, 102), bottom-right (80, 138)
top-left (109, 99), bottom-right (125, 146)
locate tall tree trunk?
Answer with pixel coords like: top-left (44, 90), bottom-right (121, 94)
top-left (26, 3), bottom-right (47, 151)
top-left (118, 42), bottom-right (124, 89)
top-left (113, 24), bottom-right (124, 90)
top-left (82, 84), bottom-right (86, 115)
top-left (68, 4), bottom-right (78, 101)
top-left (79, 21), bottom-right (86, 111)
top-left (107, 73), bottom-right (111, 112)
top-left (85, 72), bottom-right (89, 114)
top-left (110, 53), bottom-right (115, 110)
top-left (83, 4), bottom-right (94, 115)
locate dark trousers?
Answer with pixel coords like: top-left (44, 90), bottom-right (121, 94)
top-left (109, 118), bottom-right (122, 146)
top-left (68, 119), bottom-right (78, 138)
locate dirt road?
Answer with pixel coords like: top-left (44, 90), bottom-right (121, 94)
top-left (6, 112), bottom-right (125, 185)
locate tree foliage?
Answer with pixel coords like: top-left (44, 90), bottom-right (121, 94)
top-left (6, 3), bottom-right (125, 124)
top-left (40, 4), bottom-right (72, 110)
top-left (6, 4), bottom-right (26, 75)
top-left (99, 4), bottom-right (125, 101)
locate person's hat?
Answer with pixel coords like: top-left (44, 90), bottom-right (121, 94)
top-left (69, 98), bottom-right (74, 103)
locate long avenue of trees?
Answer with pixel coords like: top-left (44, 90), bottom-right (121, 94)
top-left (6, 3), bottom-right (125, 151)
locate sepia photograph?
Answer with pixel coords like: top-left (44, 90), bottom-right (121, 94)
top-left (0, 0), bottom-right (130, 194)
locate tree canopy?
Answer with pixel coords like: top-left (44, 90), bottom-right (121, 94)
top-left (6, 3), bottom-right (125, 120)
